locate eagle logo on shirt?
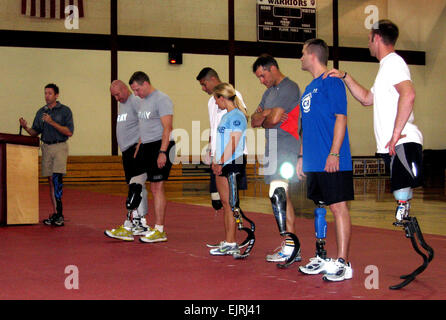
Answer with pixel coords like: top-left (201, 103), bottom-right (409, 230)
top-left (233, 120), bottom-right (241, 126)
top-left (302, 92), bottom-right (312, 113)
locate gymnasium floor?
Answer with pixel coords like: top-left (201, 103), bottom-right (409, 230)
top-left (0, 177), bottom-right (445, 304)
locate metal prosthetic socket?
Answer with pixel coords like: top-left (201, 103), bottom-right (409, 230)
top-left (314, 201), bottom-right (327, 260)
top-left (389, 189), bottom-right (434, 290)
top-left (270, 185), bottom-right (300, 268)
top-left (228, 172), bottom-right (255, 259)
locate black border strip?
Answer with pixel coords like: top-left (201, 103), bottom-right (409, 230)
top-left (0, 30), bottom-right (425, 65)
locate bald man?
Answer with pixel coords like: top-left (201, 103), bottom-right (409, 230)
top-left (105, 80), bottom-right (150, 241)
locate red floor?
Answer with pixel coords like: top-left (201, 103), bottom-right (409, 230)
top-left (0, 186), bottom-right (444, 301)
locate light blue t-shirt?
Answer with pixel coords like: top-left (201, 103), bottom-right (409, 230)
top-left (215, 108), bottom-right (247, 166)
top-left (300, 74), bottom-right (352, 172)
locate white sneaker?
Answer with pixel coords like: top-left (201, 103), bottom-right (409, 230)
top-left (131, 217), bottom-right (154, 236)
top-left (299, 256), bottom-right (336, 275)
top-left (206, 240), bottom-right (248, 249)
top-left (266, 240), bottom-right (301, 263)
top-left (322, 258), bottom-right (353, 282)
top-left (209, 242), bottom-right (240, 256)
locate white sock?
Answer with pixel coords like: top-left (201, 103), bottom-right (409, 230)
top-left (155, 224), bottom-right (164, 233)
top-left (283, 239), bottom-right (295, 255)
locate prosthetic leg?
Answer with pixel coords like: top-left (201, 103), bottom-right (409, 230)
top-left (126, 173), bottom-right (150, 232)
top-left (44, 173), bottom-right (64, 226)
top-left (389, 188), bottom-right (434, 290)
top-left (314, 201), bottom-right (328, 260)
top-left (53, 173), bottom-right (63, 216)
top-left (269, 181), bottom-right (301, 268)
top-left (228, 172), bottom-right (255, 259)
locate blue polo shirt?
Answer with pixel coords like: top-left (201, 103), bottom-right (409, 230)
top-left (300, 74), bottom-right (352, 172)
top-left (32, 102), bottom-right (74, 143)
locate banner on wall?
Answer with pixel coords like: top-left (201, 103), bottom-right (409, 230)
top-left (21, 0), bottom-right (84, 19)
top-left (257, 0), bottom-right (316, 44)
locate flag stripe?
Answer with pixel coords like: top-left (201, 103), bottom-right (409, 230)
top-left (50, 0), bottom-right (56, 18)
top-left (21, 0), bottom-right (26, 14)
top-left (78, 0), bottom-right (84, 17)
top-left (21, 0), bottom-right (84, 19)
top-left (40, 0), bottom-right (45, 17)
top-left (30, 0), bottom-right (36, 17)
top-left (59, 0), bottom-right (65, 19)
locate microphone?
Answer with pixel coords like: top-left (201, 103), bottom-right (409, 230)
top-left (19, 125), bottom-right (22, 135)
top-left (42, 105), bottom-right (49, 125)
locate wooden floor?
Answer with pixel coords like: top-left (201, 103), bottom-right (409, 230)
top-left (67, 177), bottom-right (446, 236)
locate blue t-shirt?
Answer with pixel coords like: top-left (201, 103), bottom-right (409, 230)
top-left (215, 108), bottom-right (247, 166)
top-left (300, 74), bottom-right (352, 172)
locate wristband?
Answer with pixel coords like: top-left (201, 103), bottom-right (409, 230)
top-left (159, 150), bottom-right (167, 154)
top-left (298, 154), bottom-right (303, 159)
top-left (342, 72), bottom-right (347, 79)
top-left (329, 153), bottom-right (339, 157)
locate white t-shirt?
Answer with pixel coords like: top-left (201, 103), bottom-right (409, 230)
top-left (371, 52), bottom-right (423, 153)
top-left (208, 89), bottom-right (248, 156)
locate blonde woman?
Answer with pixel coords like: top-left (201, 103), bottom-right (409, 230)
top-left (210, 83), bottom-right (250, 256)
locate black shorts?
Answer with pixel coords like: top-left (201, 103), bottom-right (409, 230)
top-left (139, 140), bottom-right (176, 182)
top-left (378, 142), bottom-right (423, 192)
top-left (219, 156), bottom-right (248, 190)
top-left (122, 143), bottom-right (146, 184)
top-left (306, 171), bottom-right (354, 206)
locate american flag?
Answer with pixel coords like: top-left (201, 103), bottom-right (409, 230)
top-left (21, 0), bottom-right (84, 19)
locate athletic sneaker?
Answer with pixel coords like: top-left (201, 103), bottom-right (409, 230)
top-left (206, 240), bottom-right (248, 249)
top-left (209, 242), bottom-right (240, 256)
top-left (266, 241), bottom-right (302, 263)
top-left (43, 213), bottom-right (64, 226)
top-left (299, 255), bottom-right (336, 275)
top-left (131, 217), bottom-right (153, 236)
top-left (322, 258), bottom-right (353, 282)
top-left (139, 230), bottom-right (167, 243)
top-left (104, 221), bottom-right (134, 241)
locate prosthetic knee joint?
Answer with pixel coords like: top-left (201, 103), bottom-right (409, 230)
top-left (269, 181), bottom-right (300, 268)
top-left (228, 172), bottom-right (255, 258)
top-left (314, 201), bottom-right (327, 259)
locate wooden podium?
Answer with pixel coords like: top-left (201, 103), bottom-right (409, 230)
top-left (0, 133), bottom-right (40, 225)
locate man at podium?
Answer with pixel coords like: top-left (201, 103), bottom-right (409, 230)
top-left (18, 83), bottom-right (74, 226)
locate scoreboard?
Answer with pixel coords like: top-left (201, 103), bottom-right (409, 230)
top-left (257, 0), bottom-right (317, 44)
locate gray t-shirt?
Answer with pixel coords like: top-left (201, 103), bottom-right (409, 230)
top-left (259, 77), bottom-right (301, 157)
top-left (138, 90), bottom-right (173, 143)
top-left (116, 94), bottom-right (140, 152)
